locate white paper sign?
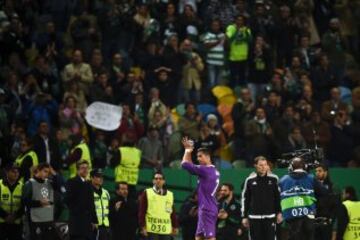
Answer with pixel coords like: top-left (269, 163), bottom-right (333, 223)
top-left (85, 102), bottom-right (122, 131)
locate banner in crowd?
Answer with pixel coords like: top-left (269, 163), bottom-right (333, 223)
top-left (85, 102), bottom-right (122, 131)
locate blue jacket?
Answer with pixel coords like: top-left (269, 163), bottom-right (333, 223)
top-left (279, 171), bottom-right (319, 220)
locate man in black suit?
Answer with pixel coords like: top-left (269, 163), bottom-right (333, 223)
top-left (109, 181), bottom-right (138, 240)
top-left (32, 121), bottom-right (61, 170)
top-left (65, 161), bottom-right (98, 240)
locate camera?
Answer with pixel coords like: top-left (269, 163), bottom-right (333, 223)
top-left (277, 148), bottom-right (324, 170)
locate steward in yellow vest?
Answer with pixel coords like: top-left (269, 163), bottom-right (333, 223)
top-left (90, 169), bottom-right (110, 240)
top-left (110, 135), bottom-right (141, 199)
top-left (337, 186), bottom-right (360, 240)
top-left (67, 140), bottom-right (92, 178)
top-left (139, 172), bottom-right (178, 238)
top-left (15, 138), bottom-right (39, 183)
top-left (0, 163), bottom-right (24, 240)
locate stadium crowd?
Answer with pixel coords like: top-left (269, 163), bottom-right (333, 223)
top-left (0, 0), bottom-right (360, 239)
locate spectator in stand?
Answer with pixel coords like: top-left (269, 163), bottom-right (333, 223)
top-left (208, 0), bottom-right (237, 26)
top-left (178, 102), bottom-right (202, 140)
top-left (117, 103), bottom-right (145, 142)
top-left (162, 34), bottom-right (183, 95)
top-left (276, 5), bottom-right (298, 67)
top-left (178, 4), bottom-right (202, 41)
top-left (310, 54), bottom-right (339, 103)
top-left (226, 15), bottom-right (252, 87)
top-left (89, 72), bottom-right (114, 104)
top-left (109, 53), bottom-right (127, 86)
top-left (63, 80), bottom-right (88, 113)
top-left (179, 192), bottom-right (198, 240)
top-left (206, 114), bottom-right (227, 154)
top-left (0, 88), bottom-right (11, 141)
top-left (92, 131), bottom-right (108, 169)
top-left (294, 35), bottom-right (319, 70)
top-left (10, 124), bottom-right (27, 161)
top-left (138, 127), bottom-right (164, 169)
top-left (26, 93), bottom-right (58, 137)
top-left (69, 15), bottom-right (100, 62)
top-left (147, 87), bottom-right (167, 122)
top-left (138, 172), bottom-right (179, 239)
top-left (302, 111), bottom-right (331, 149)
top-left (195, 123), bottom-right (220, 158)
top-left (244, 107), bottom-right (274, 164)
top-left (133, 93), bottom-right (146, 125)
top-left (280, 126), bottom-right (307, 154)
top-left (180, 38), bottom-right (204, 102)
top-left (161, 3), bottom-right (180, 38)
top-left (322, 18), bottom-right (347, 77)
top-left (109, 182), bottom-right (138, 240)
top-left (263, 91), bottom-right (282, 125)
top-left (3, 72), bottom-right (22, 118)
top-left (31, 55), bottom-right (61, 98)
top-left (62, 49), bottom-right (94, 96)
top-left (202, 19), bottom-right (226, 88)
top-left (328, 110), bottom-right (353, 167)
top-left (33, 121), bottom-right (61, 171)
top-left (248, 39), bottom-right (272, 101)
top-left (299, 83), bottom-right (318, 111)
top-left (251, 1), bottom-right (275, 42)
top-left (272, 105), bottom-right (300, 146)
top-left (90, 50), bottom-right (108, 80)
top-left (154, 67), bottom-right (176, 107)
top-left (58, 96), bottom-right (84, 139)
top-left (321, 87), bottom-right (348, 123)
top-left (35, 20), bottom-right (63, 57)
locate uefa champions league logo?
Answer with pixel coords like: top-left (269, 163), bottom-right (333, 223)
top-left (41, 187), bottom-right (49, 199)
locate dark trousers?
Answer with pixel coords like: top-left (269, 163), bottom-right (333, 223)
top-left (229, 60), bottom-right (247, 87)
top-left (315, 224), bottom-right (333, 240)
top-left (144, 233), bottom-right (172, 240)
top-left (287, 217), bottom-right (315, 240)
top-left (70, 237), bottom-right (92, 240)
top-left (0, 223), bottom-right (23, 240)
top-left (93, 226), bottom-right (110, 240)
top-left (30, 222), bottom-right (59, 240)
top-left (249, 218), bottom-right (276, 240)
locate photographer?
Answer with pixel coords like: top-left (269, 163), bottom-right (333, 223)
top-left (279, 157), bottom-right (327, 240)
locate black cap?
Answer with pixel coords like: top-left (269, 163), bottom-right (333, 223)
top-left (90, 168), bottom-right (103, 178)
top-left (5, 162), bottom-right (20, 171)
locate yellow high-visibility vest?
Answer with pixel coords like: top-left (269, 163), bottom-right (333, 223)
top-left (145, 188), bottom-right (173, 235)
top-left (0, 180), bottom-right (23, 224)
top-left (15, 150), bottom-right (39, 183)
top-left (69, 142), bottom-right (92, 178)
top-left (343, 200), bottom-right (360, 240)
top-left (94, 188), bottom-right (110, 227)
top-left (115, 147), bottom-right (141, 185)
top-left (15, 151), bottom-right (39, 168)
